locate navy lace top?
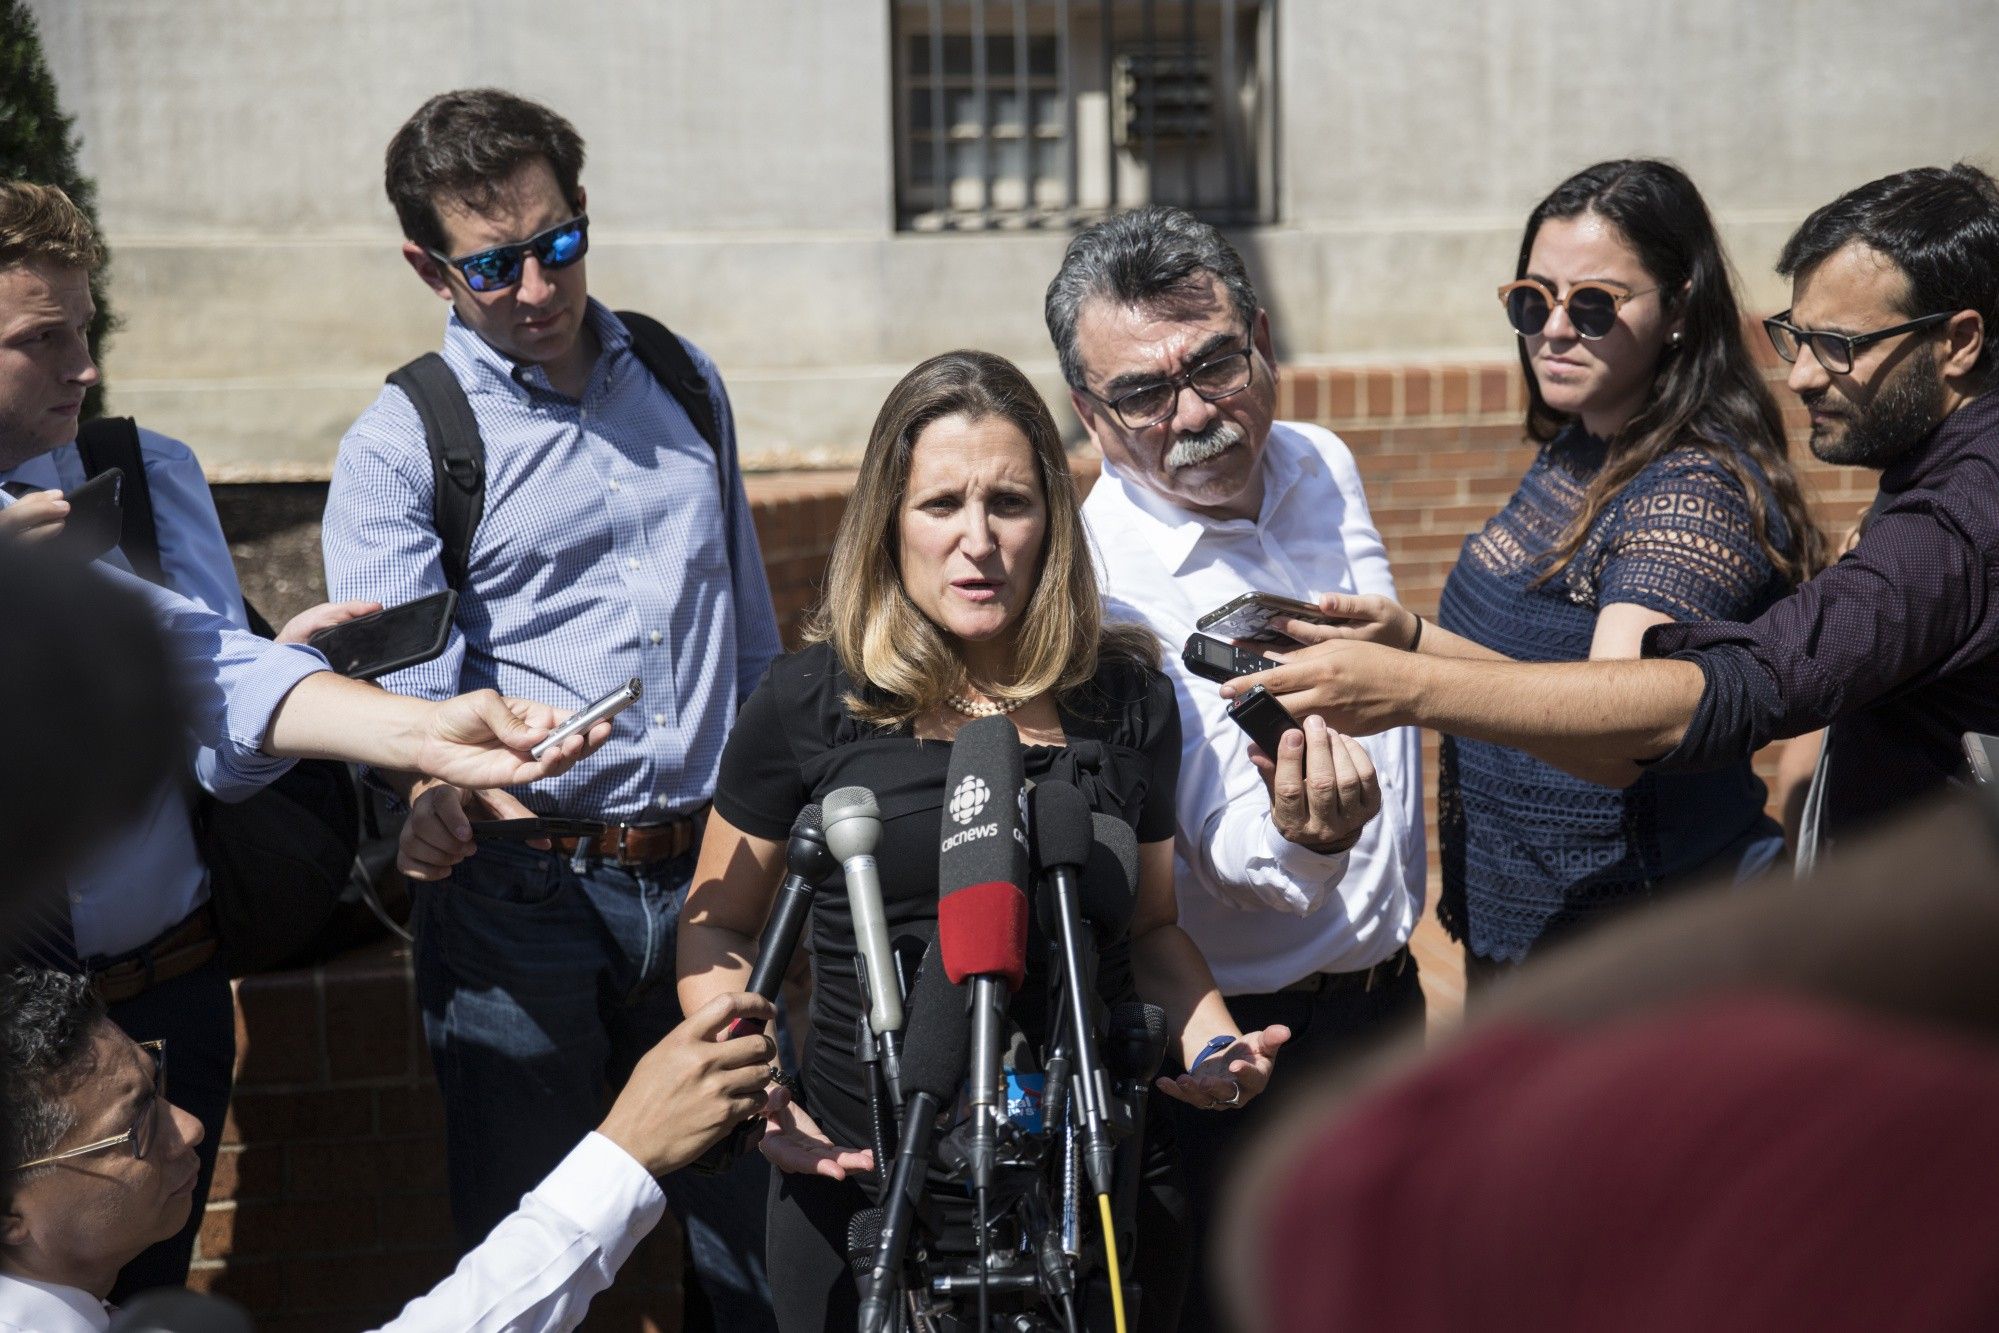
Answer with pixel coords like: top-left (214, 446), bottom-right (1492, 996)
top-left (1436, 425), bottom-right (1791, 963)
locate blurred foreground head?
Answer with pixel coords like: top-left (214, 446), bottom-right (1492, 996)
top-left (1227, 794), bottom-right (1999, 1333)
top-left (0, 542), bottom-right (180, 926)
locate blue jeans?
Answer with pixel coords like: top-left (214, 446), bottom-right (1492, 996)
top-left (414, 838), bottom-right (775, 1330)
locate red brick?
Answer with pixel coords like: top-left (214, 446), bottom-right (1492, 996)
top-left (1325, 370), bottom-right (1359, 419)
top-left (375, 1084), bottom-right (445, 1136)
top-left (224, 1087), bottom-right (374, 1145)
top-left (210, 1196), bottom-right (380, 1258)
top-left (1363, 369), bottom-right (1397, 419)
top-left (1402, 368), bottom-right (1433, 417)
top-left (376, 1189), bottom-right (454, 1249)
top-left (209, 1143), bottom-right (284, 1204)
top-left (1273, 369), bottom-right (1295, 419)
top-left (190, 1256), bottom-right (285, 1312)
top-left (323, 968), bottom-right (414, 1083)
top-left (279, 1249), bottom-right (454, 1314)
top-left (1438, 366), bottom-right (1470, 415)
top-left (1477, 365), bottom-right (1513, 414)
top-left (234, 971), bottom-right (322, 1089)
top-left (1383, 476), bottom-right (1461, 501)
top-left (1292, 371), bottom-right (1320, 420)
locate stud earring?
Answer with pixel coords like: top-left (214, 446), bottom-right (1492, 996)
top-left (1667, 330), bottom-right (1684, 348)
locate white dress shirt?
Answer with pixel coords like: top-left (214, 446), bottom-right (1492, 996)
top-left (1082, 420), bottom-right (1426, 995)
top-left (0, 1273), bottom-right (110, 1332)
top-left (1, 430), bottom-right (269, 958)
top-left (375, 1131), bottom-right (666, 1331)
top-left (0, 1133), bottom-right (662, 1333)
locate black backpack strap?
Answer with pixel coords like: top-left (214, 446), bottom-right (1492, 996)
top-left (74, 416), bottom-right (167, 586)
top-left (387, 353), bottom-right (484, 592)
top-left (615, 310), bottom-right (741, 561)
top-left (616, 310), bottom-right (721, 454)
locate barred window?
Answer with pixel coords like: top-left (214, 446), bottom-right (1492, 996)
top-left (893, 0), bottom-right (1275, 231)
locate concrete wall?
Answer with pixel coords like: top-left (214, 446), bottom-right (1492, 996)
top-left (24, 0), bottom-right (1999, 477)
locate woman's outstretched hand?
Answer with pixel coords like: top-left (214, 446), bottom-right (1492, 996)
top-left (759, 1085), bottom-right (876, 1180)
top-left (1268, 592), bottom-right (1418, 651)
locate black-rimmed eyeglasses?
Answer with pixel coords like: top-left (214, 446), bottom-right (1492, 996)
top-left (1763, 309), bottom-right (1952, 375)
top-left (1090, 341), bottom-right (1256, 430)
top-left (13, 1040), bottom-right (166, 1171)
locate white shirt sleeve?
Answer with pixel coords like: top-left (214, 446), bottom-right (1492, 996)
top-left (372, 1132), bottom-right (666, 1333)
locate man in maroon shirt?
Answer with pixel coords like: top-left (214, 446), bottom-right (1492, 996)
top-left (1234, 164), bottom-right (1999, 846)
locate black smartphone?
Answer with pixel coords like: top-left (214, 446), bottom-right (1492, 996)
top-left (469, 817), bottom-right (608, 842)
top-left (1226, 685), bottom-right (1300, 754)
top-left (48, 467), bottom-right (123, 563)
top-left (308, 589), bottom-right (458, 680)
top-left (1964, 732), bottom-right (1999, 786)
top-left (1196, 591), bottom-right (1339, 646)
top-left (1182, 632), bottom-right (1276, 684)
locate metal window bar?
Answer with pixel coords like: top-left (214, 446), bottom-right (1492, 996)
top-left (896, 0), bottom-right (1269, 230)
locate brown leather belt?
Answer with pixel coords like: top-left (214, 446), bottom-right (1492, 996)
top-left (90, 905), bottom-right (219, 1005)
top-left (1276, 944), bottom-right (1413, 996)
top-left (550, 804), bottom-right (710, 867)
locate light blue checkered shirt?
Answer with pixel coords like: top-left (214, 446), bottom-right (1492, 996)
top-left (322, 301), bottom-right (780, 822)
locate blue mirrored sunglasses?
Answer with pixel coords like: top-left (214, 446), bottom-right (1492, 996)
top-left (428, 215), bottom-right (589, 293)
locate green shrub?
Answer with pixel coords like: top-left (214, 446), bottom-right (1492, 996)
top-left (0, 0), bottom-right (112, 419)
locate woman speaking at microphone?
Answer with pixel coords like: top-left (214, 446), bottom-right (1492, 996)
top-left (678, 350), bottom-right (1287, 1330)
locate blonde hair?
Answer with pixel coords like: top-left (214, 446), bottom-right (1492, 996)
top-left (806, 350), bottom-right (1155, 727)
top-left (0, 180), bottom-right (102, 272)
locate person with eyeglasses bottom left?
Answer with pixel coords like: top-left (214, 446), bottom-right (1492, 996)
top-left (0, 967), bottom-right (780, 1333)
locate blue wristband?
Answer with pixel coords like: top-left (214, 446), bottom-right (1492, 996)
top-left (1192, 1035), bottom-right (1238, 1073)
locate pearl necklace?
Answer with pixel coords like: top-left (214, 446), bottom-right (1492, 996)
top-left (945, 690), bottom-right (1027, 718)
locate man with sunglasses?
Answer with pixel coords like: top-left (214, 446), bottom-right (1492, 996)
top-left (1231, 163), bottom-right (1999, 854)
top-left (321, 90), bottom-right (779, 1328)
top-left (0, 966), bottom-right (782, 1332)
top-left (1048, 206), bottom-right (1426, 1331)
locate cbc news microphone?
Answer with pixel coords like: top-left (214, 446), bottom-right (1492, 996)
top-left (823, 786), bottom-right (906, 1094)
top-left (936, 713), bottom-right (1031, 1194)
top-left (857, 940), bottom-right (970, 1333)
top-left (696, 804), bottom-right (840, 1173)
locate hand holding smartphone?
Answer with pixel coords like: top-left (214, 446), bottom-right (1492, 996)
top-left (1196, 591), bottom-right (1341, 647)
top-left (48, 467), bottom-right (123, 563)
top-left (1226, 685), bottom-right (1300, 755)
top-left (308, 589), bottom-right (457, 679)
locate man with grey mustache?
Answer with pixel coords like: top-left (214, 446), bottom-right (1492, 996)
top-left (1049, 206), bottom-right (1427, 1331)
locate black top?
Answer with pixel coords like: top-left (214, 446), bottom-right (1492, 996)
top-left (1649, 391), bottom-right (1999, 840)
top-left (714, 640), bottom-right (1182, 1152)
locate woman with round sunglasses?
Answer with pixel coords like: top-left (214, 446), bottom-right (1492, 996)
top-left (1277, 160), bottom-right (1827, 990)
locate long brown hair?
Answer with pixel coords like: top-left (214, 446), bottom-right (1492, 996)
top-left (1517, 161), bottom-right (1827, 587)
top-left (806, 350), bottom-right (1155, 726)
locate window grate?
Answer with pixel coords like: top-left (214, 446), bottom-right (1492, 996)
top-left (893, 0), bottom-right (1274, 232)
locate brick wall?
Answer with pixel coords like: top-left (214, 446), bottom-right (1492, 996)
top-left (199, 338), bottom-right (1863, 1327)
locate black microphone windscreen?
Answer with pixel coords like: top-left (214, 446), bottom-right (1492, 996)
top-left (1028, 779), bottom-right (1094, 872)
top-left (794, 803), bottom-right (823, 836)
top-left (897, 939), bottom-right (971, 1101)
top-left (1085, 812), bottom-right (1140, 933)
top-left (847, 1207), bottom-right (885, 1276)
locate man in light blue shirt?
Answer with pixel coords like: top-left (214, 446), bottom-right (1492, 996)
top-left (0, 176), bottom-right (620, 1301)
top-left (322, 90), bottom-right (781, 1325)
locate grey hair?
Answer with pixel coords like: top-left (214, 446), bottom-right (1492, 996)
top-left (1044, 205), bottom-right (1261, 391)
top-left (0, 968), bottom-right (103, 1222)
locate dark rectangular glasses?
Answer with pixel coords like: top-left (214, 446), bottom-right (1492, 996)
top-left (1762, 309), bottom-right (1952, 374)
top-left (427, 215), bottom-right (589, 294)
top-left (1497, 278), bottom-right (1656, 341)
top-left (1101, 343), bottom-right (1256, 429)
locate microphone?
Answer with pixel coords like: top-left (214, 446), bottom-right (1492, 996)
top-left (936, 714), bottom-right (1031, 1194)
top-left (1104, 1001), bottom-right (1168, 1267)
top-left (824, 786), bottom-right (906, 1093)
top-left (697, 805), bottom-right (839, 1173)
top-left (1030, 779), bottom-right (1118, 1196)
top-left (1086, 812), bottom-right (1140, 940)
top-left (857, 940), bottom-right (971, 1333)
